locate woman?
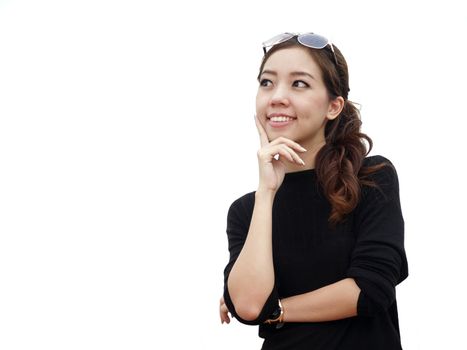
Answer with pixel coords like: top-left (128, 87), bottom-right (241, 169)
top-left (219, 32), bottom-right (408, 349)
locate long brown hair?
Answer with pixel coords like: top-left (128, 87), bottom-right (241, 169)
top-left (257, 37), bottom-right (386, 225)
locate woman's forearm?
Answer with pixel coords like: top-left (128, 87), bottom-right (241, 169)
top-left (281, 278), bottom-right (361, 322)
top-left (227, 190), bottom-right (276, 320)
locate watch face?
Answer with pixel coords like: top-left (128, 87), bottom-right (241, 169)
top-left (270, 306), bottom-right (281, 319)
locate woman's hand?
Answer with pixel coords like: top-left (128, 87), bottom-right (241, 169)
top-left (254, 115), bottom-right (307, 193)
top-left (219, 296), bottom-right (231, 324)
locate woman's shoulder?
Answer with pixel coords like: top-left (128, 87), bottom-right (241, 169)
top-left (228, 190), bottom-right (256, 217)
top-left (360, 155), bottom-right (400, 201)
top-left (362, 154), bottom-right (394, 168)
top-left (362, 154), bottom-right (398, 179)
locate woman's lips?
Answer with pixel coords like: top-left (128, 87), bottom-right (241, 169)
top-left (267, 118), bottom-right (296, 128)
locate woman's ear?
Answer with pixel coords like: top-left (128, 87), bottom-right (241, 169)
top-left (326, 96), bottom-right (345, 121)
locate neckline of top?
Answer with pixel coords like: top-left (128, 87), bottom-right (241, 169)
top-left (283, 167), bottom-right (316, 183)
top-left (285, 167), bottom-right (316, 175)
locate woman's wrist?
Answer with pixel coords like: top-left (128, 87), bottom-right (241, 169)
top-left (264, 299), bottom-right (285, 328)
top-left (255, 188), bottom-right (276, 200)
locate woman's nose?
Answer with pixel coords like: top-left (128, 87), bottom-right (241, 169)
top-left (269, 86), bottom-right (290, 106)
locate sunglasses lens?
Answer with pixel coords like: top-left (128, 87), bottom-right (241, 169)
top-left (298, 33), bottom-right (329, 49)
top-left (262, 33), bottom-right (295, 48)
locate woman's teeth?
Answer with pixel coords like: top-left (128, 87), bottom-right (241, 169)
top-left (270, 116), bottom-right (295, 122)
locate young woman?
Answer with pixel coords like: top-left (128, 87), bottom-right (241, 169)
top-left (219, 32), bottom-right (408, 349)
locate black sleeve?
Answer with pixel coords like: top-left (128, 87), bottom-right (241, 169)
top-left (346, 156), bottom-right (409, 317)
top-left (222, 192), bottom-right (280, 325)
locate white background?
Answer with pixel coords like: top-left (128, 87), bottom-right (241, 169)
top-left (1, 0), bottom-right (466, 349)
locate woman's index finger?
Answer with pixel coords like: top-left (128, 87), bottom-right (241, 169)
top-left (254, 115), bottom-right (269, 146)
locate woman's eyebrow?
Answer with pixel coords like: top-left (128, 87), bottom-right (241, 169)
top-left (261, 69), bottom-right (316, 81)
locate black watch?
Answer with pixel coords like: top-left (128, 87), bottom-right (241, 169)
top-left (265, 300), bottom-right (284, 329)
top-left (269, 304), bottom-right (281, 320)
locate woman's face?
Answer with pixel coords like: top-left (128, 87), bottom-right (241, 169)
top-left (256, 46), bottom-right (341, 148)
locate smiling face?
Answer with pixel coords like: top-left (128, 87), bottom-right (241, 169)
top-left (256, 46), bottom-right (343, 150)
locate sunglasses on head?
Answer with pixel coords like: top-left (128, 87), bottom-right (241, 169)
top-left (262, 32), bottom-right (338, 66)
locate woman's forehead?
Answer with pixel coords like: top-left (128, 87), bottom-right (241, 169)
top-left (262, 47), bottom-right (322, 78)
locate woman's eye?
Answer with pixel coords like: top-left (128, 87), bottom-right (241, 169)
top-left (259, 79), bottom-right (272, 87)
top-left (293, 80), bottom-right (309, 88)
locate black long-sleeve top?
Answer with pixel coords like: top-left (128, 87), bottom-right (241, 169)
top-left (223, 155), bottom-right (409, 350)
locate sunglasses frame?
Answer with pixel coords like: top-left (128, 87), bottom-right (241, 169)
top-left (262, 32), bottom-right (338, 66)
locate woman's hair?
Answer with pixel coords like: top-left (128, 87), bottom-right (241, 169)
top-left (257, 37), bottom-right (386, 225)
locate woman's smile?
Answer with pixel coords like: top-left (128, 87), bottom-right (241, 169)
top-left (267, 117), bottom-right (296, 128)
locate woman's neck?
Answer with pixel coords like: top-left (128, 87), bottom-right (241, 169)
top-left (284, 140), bottom-right (325, 173)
